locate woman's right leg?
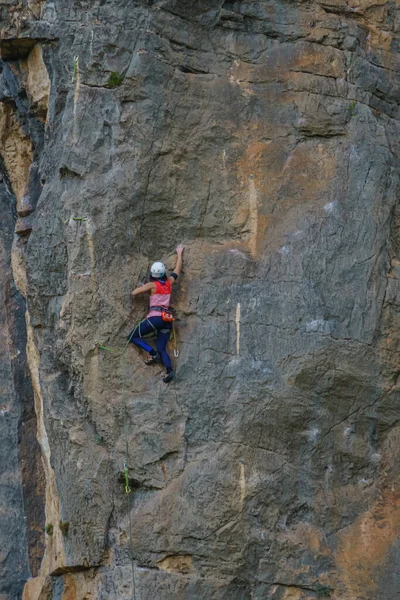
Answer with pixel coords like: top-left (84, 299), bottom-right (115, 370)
top-left (156, 327), bottom-right (173, 372)
top-left (128, 320), bottom-right (156, 355)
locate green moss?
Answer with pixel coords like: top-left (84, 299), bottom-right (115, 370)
top-left (107, 72), bottom-right (124, 88)
top-left (45, 523), bottom-right (53, 536)
top-left (349, 100), bottom-right (357, 116)
top-left (316, 584), bottom-right (332, 598)
top-left (59, 520), bottom-right (70, 537)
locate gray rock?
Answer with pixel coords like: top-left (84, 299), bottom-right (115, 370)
top-left (0, 1), bottom-right (400, 599)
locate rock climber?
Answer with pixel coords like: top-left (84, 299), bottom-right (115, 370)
top-left (128, 244), bottom-right (184, 383)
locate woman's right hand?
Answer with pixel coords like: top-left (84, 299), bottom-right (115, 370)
top-left (176, 244), bottom-right (184, 255)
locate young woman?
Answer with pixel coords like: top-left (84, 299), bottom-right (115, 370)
top-left (128, 245), bottom-right (184, 383)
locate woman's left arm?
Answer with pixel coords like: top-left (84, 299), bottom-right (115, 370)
top-left (132, 282), bottom-right (155, 297)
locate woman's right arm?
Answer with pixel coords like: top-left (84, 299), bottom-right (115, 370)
top-left (132, 282), bottom-right (155, 297)
top-left (169, 244), bottom-right (184, 284)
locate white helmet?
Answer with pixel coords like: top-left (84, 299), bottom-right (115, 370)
top-left (150, 261), bottom-right (166, 278)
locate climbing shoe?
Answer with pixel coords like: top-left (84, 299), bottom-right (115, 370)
top-left (163, 370), bottom-right (174, 384)
top-left (145, 352), bottom-right (160, 365)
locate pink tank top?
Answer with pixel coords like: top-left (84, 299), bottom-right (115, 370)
top-left (147, 280), bottom-right (171, 318)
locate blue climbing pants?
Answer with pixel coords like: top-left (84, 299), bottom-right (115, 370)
top-left (128, 317), bottom-right (172, 371)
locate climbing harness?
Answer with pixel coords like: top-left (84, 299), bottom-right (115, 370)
top-left (142, 319), bottom-right (157, 335)
top-left (150, 305), bottom-right (175, 323)
top-left (149, 301), bottom-right (176, 319)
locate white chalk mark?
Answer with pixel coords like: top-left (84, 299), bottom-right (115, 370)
top-left (73, 57), bottom-right (80, 142)
top-left (89, 29), bottom-right (94, 65)
top-left (324, 201), bottom-right (337, 214)
top-left (229, 248), bottom-right (247, 259)
top-left (307, 427), bottom-right (320, 442)
top-left (279, 245), bottom-right (290, 256)
top-left (248, 177), bottom-right (258, 257)
top-left (371, 453), bottom-right (381, 464)
top-left (236, 303), bottom-right (241, 355)
top-left (222, 149), bottom-right (227, 169)
top-left (85, 219), bottom-right (97, 293)
top-left (305, 319), bottom-right (326, 333)
top-left (239, 462), bottom-right (246, 509)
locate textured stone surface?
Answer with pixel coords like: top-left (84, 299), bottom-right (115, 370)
top-left (0, 0), bottom-right (400, 599)
top-left (0, 165), bottom-right (44, 597)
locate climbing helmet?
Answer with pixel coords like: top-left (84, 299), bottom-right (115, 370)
top-left (150, 261), bottom-right (166, 278)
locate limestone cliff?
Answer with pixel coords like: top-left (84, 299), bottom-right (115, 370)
top-left (1, 1), bottom-right (400, 599)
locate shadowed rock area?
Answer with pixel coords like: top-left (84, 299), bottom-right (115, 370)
top-left (0, 0), bottom-right (400, 599)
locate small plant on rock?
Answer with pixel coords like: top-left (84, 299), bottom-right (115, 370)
top-left (45, 523), bottom-right (53, 536)
top-left (59, 520), bottom-right (70, 537)
top-left (95, 433), bottom-right (105, 445)
top-left (349, 100), bottom-right (357, 116)
top-left (107, 72), bottom-right (124, 88)
top-left (315, 583), bottom-right (332, 598)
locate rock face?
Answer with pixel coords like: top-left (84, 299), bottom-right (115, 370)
top-left (0, 154), bottom-right (45, 597)
top-left (1, 0), bottom-right (400, 598)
